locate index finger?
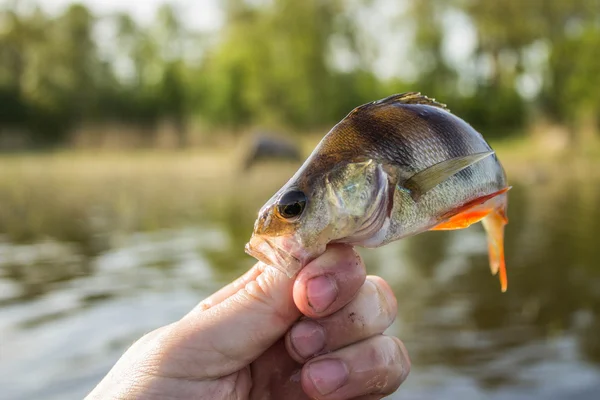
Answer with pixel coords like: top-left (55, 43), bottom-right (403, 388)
top-left (293, 244), bottom-right (366, 319)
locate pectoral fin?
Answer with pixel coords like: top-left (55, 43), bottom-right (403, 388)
top-left (403, 151), bottom-right (494, 201)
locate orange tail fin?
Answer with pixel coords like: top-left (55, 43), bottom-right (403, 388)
top-left (431, 188), bottom-right (510, 292)
top-left (481, 198), bottom-right (508, 292)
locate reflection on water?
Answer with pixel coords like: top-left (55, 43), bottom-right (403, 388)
top-left (1, 170), bottom-right (600, 399)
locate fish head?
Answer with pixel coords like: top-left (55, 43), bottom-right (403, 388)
top-left (245, 158), bottom-right (389, 277)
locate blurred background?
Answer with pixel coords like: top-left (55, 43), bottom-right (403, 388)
top-left (1, 0), bottom-right (600, 399)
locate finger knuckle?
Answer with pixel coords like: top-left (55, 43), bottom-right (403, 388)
top-left (365, 336), bottom-right (391, 366)
top-left (138, 324), bottom-right (172, 346)
top-left (367, 277), bottom-right (398, 328)
top-left (367, 336), bottom-right (410, 395)
top-left (241, 274), bottom-right (289, 326)
top-left (390, 336), bottom-right (411, 383)
top-left (361, 337), bottom-right (403, 395)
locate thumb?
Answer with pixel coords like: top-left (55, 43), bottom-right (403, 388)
top-left (159, 262), bottom-right (300, 380)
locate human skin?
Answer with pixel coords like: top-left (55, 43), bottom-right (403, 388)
top-left (86, 244), bottom-right (410, 399)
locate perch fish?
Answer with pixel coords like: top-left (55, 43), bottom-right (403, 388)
top-left (245, 93), bottom-right (510, 292)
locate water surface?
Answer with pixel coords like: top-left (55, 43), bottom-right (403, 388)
top-left (1, 161), bottom-right (600, 399)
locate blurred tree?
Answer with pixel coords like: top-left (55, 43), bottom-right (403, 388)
top-left (155, 4), bottom-right (187, 147)
top-left (113, 12), bottom-right (161, 124)
top-left (0, 4), bottom-right (109, 144)
top-left (0, 8), bottom-right (33, 139)
top-left (155, 3), bottom-right (183, 60)
top-left (114, 13), bottom-right (145, 87)
top-left (159, 60), bottom-right (187, 147)
top-left (544, 21), bottom-right (600, 148)
top-left (456, 0), bottom-right (599, 143)
top-left (403, 0), bottom-right (526, 136)
top-left (53, 5), bottom-right (104, 118)
top-left (408, 0), bottom-right (456, 98)
top-left (0, 0), bottom-right (599, 148)
top-left (199, 0), bottom-right (372, 131)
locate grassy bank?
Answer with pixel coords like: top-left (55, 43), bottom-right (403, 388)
top-left (0, 136), bottom-right (598, 247)
top-left (0, 148), bottom-right (295, 246)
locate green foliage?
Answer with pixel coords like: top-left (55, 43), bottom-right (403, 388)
top-left (543, 23), bottom-right (600, 122)
top-left (197, 0), bottom-right (364, 129)
top-left (452, 85), bottom-right (526, 138)
top-left (0, 0), bottom-right (598, 146)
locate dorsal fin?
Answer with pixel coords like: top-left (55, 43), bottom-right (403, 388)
top-left (348, 92), bottom-right (449, 118)
top-left (374, 92), bottom-right (449, 111)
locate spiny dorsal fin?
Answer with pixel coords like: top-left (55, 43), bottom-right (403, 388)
top-left (403, 151), bottom-right (494, 201)
top-left (348, 92), bottom-right (449, 118)
top-left (374, 92), bottom-right (449, 111)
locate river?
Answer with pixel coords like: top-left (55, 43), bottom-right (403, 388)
top-left (1, 158), bottom-right (599, 399)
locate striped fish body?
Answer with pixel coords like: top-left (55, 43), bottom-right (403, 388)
top-left (246, 93), bottom-right (510, 292)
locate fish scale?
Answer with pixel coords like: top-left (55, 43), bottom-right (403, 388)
top-left (246, 93), bottom-right (510, 292)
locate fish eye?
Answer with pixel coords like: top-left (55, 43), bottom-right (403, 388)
top-left (277, 190), bottom-right (307, 220)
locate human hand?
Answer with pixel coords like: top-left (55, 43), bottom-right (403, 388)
top-left (86, 244), bottom-right (410, 399)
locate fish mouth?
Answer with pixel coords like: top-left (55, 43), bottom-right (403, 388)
top-left (245, 235), bottom-right (310, 278)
